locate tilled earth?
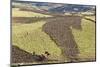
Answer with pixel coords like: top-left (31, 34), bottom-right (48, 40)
top-left (42, 16), bottom-right (82, 61)
top-left (12, 16), bottom-right (95, 64)
top-left (11, 45), bottom-right (34, 63)
top-left (12, 16), bottom-right (82, 63)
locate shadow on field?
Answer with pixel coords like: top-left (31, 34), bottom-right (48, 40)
top-left (42, 16), bottom-right (82, 62)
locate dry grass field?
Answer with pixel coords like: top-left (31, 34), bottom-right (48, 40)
top-left (12, 7), bottom-right (95, 65)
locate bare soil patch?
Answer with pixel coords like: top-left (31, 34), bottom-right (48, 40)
top-left (42, 16), bottom-right (82, 61)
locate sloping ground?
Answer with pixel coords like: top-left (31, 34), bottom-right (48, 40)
top-left (19, 7), bottom-right (66, 16)
top-left (12, 2), bottom-right (95, 64)
top-left (12, 8), bottom-right (51, 17)
top-left (12, 45), bottom-right (51, 65)
top-left (12, 17), bottom-right (55, 23)
top-left (12, 21), bottom-right (61, 60)
top-left (12, 45), bottom-right (34, 63)
top-left (12, 15), bottom-right (95, 64)
top-left (72, 18), bottom-right (95, 61)
top-left (84, 16), bottom-right (95, 20)
top-left (12, 17), bottom-right (43, 23)
top-left (83, 16), bottom-right (96, 22)
top-left (42, 16), bottom-right (81, 61)
top-left (42, 16), bottom-right (95, 61)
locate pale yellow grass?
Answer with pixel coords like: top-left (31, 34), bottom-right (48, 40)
top-left (72, 18), bottom-right (95, 59)
top-left (85, 16), bottom-right (95, 21)
top-left (12, 8), bottom-right (51, 17)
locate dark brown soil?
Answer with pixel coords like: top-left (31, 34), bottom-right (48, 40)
top-left (12, 16), bottom-right (82, 62)
top-left (42, 16), bottom-right (82, 61)
top-left (12, 17), bottom-right (41, 23)
top-left (11, 45), bottom-right (50, 63)
top-left (11, 45), bottom-right (34, 63)
top-left (12, 15), bottom-right (95, 63)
